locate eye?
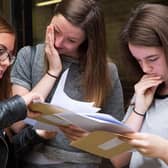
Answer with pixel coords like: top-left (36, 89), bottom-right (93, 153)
top-left (68, 39), bottom-right (76, 43)
top-left (54, 28), bottom-right (60, 35)
top-left (147, 56), bottom-right (159, 62)
top-left (0, 47), bottom-right (6, 55)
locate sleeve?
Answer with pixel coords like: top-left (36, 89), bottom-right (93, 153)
top-left (11, 46), bottom-right (33, 90)
top-left (101, 63), bottom-right (125, 121)
top-left (11, 126), bottom-right (46, 155)
top-left (0, 95), bottom-right (27, 129)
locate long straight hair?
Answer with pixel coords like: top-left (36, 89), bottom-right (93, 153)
top-left (120, 3), bottom-right (168, 76)
top-left (54, 0), bottom-right (111, 106)
top-left (0, 16), bottom-right (15, 100)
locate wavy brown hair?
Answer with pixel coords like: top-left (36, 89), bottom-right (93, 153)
top-left (0, 16), bottom-right (15, 100)
top-left (54, 0), bottom-right (111, 106)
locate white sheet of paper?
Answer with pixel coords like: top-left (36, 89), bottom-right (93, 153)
top-left (50, 69), bottom-right (100, 113)
top-left (55, 112), bottom-right (133, 133)
top-left (24, 118), bottom-right (61, 131)
top-left (29, 69), bottom-right (101, 130)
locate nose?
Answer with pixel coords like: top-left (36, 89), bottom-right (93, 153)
top-left (55, 36), bottom-right (64, 48)
top-left (141, 61), bottom-right (152, 74)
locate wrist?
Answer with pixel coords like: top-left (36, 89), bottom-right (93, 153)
top-left (47, 69), bottom-right (61, 77)
top-left (133, 107), bottom-right (146, 117)
top-left (47, 71), bottom-right (60, 79)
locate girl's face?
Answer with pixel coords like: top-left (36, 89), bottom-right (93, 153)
top-left (0, 33), bottom-right (15, 79)
top-left (51, 14), bottom-right (86, 58)
top-left (128, 43), bottom-right (168, 82)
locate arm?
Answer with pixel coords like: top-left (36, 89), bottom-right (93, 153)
top-left (11, 25), bottom-right (62, 133)
top-left (11, 71), bottom-right (61, 132)
top-left (12, 24), bottom-right (62, 99)
top-left (125, 75), bottom-right (162, 131)
top-left (31, 24), bottom-right (62, 97)
top-left (0, 92), bottom-right (43, 129)
top-left (111, 74), bottom-right (163, 167)
top-left (0, 95), bottom-right (27, 129)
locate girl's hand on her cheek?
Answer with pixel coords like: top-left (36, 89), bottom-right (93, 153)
top-left (45, 24), bottom-right (62, 77)
top-left (59, 124), bottom-right (89, 141)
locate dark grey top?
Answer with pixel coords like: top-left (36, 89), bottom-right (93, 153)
top-left (11, 44), bottom-right (124, 168)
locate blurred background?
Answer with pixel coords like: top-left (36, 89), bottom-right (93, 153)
top-left (0, 0), bottom-right (167, 167)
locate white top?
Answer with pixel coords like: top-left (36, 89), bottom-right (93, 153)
top-left (125, 95), bottom-right (168, 168)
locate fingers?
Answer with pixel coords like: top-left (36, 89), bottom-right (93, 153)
top-left (35, 129), bottom-right (57, 139)
top-left (140, 74), bottom-right (162, 80)
top-left (22, 92), bottom-right (43, 106)
top-left (135, 75), bottom-right (163, 94)
top-left (59, 125), bottom-right (89, 141)
top-left (59, 125), bottom-right (87, 135)
top-left (45, 25), bottom-right (55, 56)
top-left (44, 24), bottom-right (62, 74)
top-left (116, 133), bottom-right (134, 140)
top-left (119, 132), bottom-right (149, 149)
top-left (31, 93), bottom-right (44, 103)
top-left (27, 110), bottom-right (42, 118)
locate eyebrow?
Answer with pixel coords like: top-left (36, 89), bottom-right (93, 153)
top-left (0, 44), bottom-right (7, 50)
top-left (54, 25), bottom-right (80, 41)
top-left (0, 44), bottom-right (13, 54)
top-left (145, 54), bottom-right (159, 59)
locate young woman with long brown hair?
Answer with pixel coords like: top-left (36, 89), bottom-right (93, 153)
top-left (11, 0), bottom-right (124, 167)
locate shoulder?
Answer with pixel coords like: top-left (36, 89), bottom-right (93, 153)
top-left (108, 62), bottom-right (118, 72)
top-left (15, 44), bottom-right (45, 65)
top-left (107, 62), bottom-right (120, 80)
top-left (35, 43), bottom-right (45, 54)
top-left (17, 43), bottom-right (44, 56)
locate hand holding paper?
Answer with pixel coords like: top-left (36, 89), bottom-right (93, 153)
top-left (27, 69), bottom-right (135, 159)
top-left (59, 124), bottom-right (89, 141)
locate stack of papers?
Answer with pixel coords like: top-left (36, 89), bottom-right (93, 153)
top-left (26, 69), bottom-right (134, 159)
top-left (28, 102), bottom-right (133, 133)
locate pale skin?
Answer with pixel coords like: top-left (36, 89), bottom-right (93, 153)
top-left (12, 14), bottom-right (88, 140)
top-left (111, 43), bottom-right (168, 167)
top-left (123, 133), bottom-right (168, 165)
